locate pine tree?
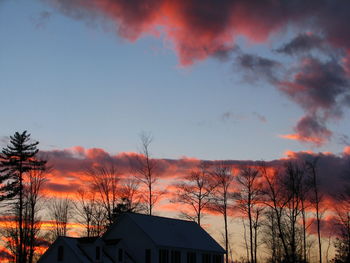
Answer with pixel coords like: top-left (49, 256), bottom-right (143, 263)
top-left (0, 131), bottom-right (46, 263)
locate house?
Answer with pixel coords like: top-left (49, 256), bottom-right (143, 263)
top-left (38, 213), bottom-right (225, 263)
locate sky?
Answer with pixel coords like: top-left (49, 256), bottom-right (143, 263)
top-left (2, 0), bottom-right (350, 161)
top-left (2, 1), bottom-right (350, 261)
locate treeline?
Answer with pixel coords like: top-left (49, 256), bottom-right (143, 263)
top-left (0, 131), bottom-right (349, 263)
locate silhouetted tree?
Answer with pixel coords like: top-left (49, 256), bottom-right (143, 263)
top-left (74, 189), bottom-right (100, 237)
top-left (234, 166), bottom-right (263, 263)
top-left (261, 207), bottom-right (283, 263)
top-left (119, 178), bottom-right (143, 213)
top-left (0, 131), bottom-right (46, 263)
top-left (173, 162), bottom-right (216, 226)
top-left (87, 163), bottom-right (120, 226)
top-left (261, 165), bottom-right (291, 263)
top-left (210, 164), bottom-right (234, 263)
top-left (306, 159), bottom-right (323, 263)
top-left (25, 168), bottom-right (47, 263)
top-left (261, 161), bottom-right (311, 263)
top-left (281, 162), bottom-right (305, 263)
top-left (333, 184), bottom-right (350, 263)
top-left (133, 133), bottom-right (159, 215)
top-left (48, 197), bottom-right (72, 240)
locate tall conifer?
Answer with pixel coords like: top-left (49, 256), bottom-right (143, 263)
top-left (0, 131), bottom-right (46, 263)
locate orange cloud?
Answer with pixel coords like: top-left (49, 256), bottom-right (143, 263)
top-left (280, 133), bottom-right (328, 147)
top-left (343, 146), bottom-right (350, 155)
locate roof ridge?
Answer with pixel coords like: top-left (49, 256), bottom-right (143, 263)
top-left (127, 212), bottom-right (197, 224)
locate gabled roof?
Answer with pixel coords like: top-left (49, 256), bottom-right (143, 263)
top-left (38, 236), bottom-right (92, 263)
top-left (122, 213), bottom-right (225, 253)
top-left (60, 237), bottom-right (92, 262)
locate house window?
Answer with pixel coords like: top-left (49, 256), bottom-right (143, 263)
top-left (187, 252), bottom-right (196, 263)
top-left (213, 255), bottom-right (222, 263)
top-left (145, 249), bottom-right (151, 263)
top-left (95, 246), bottom-right (101, 260)
top-left (118, 248), bottom-right (123, 262)
top-left (159, 249), bottom-right (169, 263)
top-left (171, 250), bottom-right (181, 263)
top-left (202, 253), bottom-right (211, 263)
top-left (57, 246), bottom-right (64, 261)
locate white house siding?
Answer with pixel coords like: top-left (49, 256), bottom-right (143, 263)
top-left (38, 238), bottom-right (85, 263)
top-left (103, 215), bottom-right (158, 263)
top-left (39, 213), bottom-right (225, 263)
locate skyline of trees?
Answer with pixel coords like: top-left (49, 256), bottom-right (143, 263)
top-left (0, 131), bottom-right (349, 263)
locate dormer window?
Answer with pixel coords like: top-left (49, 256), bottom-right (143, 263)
top-left (57, 246), bottom-right (64, 261)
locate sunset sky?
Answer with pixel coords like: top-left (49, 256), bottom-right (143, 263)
top-left (2, 0), bottom-right (350, 161)
top-left (2, 1), bottom-right (350, 261)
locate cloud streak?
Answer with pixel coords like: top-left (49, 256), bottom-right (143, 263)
top-left (38, 146), bottom-right (350, 201)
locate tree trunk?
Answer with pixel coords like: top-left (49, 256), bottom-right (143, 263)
top-left (224, 205), bottom-right (229, 263)
top-left (248, 196), bottom-right (254, 263)
top-left (28, 203), bottom-right (35, 263)
top-left (312, 165), bottom-right (322, 263)
top-left (301, 201), bottom-right (307, 263)
top-left (18, 165), bottom-right (23, 263)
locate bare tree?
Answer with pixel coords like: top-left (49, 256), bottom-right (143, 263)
top-left (24, 168), bottom-right (47, 263)
top-left (261, 165), bottom-right (291, 263)
top-left (173, 163), bottom-right (216, 226)
top-left (298, 163), bottom-right (312, 263)
top-left (0, 217), bottom-right (18, 262)
top-left (119, 178), bottom-right (143, 212)
top-left (48, 197), bottom-right (72, 240)
top-left (306, 159), bottom-right (323, 263)
top-left (0, 169), bottom-right (47, 263)
top-left (74, 189), bottom-right (100, 237)
top-left (333, 184), bottom-right (350, 263)
top-left (133, 133), bottom-right (159, 215)
top-left (234, 166), bottom-right (263, 263)
top-left (261, 207), bottom-right (283, 263)
top-left (210, 164), bottom-right (234, 263)
top-left (281, 162), bottom-right (305, 263)
top-left (87, 163), bottom-right (120, 226)
top-left (261, 161), bottom-right (311, 263)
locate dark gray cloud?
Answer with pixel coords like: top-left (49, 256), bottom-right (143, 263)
top-left (235, 53), bottom-right (281, 83)
top-left (236, 53), bottom-right (350, 145)
top-left (294, 114), bottom-right (332, 146)
top-left (279, 57), bottom-right (349, 115)
top-left (276, 33), bottom-right (325, 55)
top-left (278, 57), bottom-right (350, 144)
top-left (42, 0), bottom-right (350, 64)
top-left (46, 182), bottom-right (83, 193)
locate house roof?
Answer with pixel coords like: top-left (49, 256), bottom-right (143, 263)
top-left (61, 237), bottom-right (92, 262)
top-left (123, 213), bottom-right (225, 253)
top-left (38, 236), bottom-right (92, 263)
top-left (50, 237), bottom-right (114, 263)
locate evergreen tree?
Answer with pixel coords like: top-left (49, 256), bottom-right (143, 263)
top-left (0, 131), bottom-right (46, 263)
